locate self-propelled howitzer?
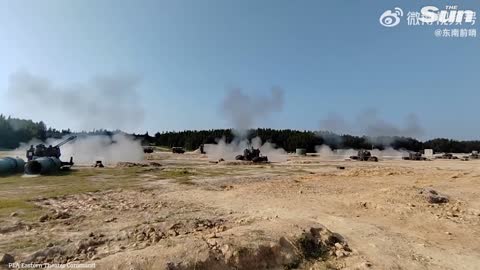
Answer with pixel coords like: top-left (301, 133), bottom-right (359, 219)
top-left (25, 136), bottom-right (77, 175)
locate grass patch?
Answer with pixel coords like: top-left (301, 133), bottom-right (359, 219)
top-left (0, 167), bottom-right (148, 221)
top-left (154, 146), bottom-right (172, 152)
top-left (159, 168), bottom-right (195, 185)
top-left (0, 199), bottom-right (32, 209)
top-left (0, 166), bottom-right (209, 220)
top-left (3, 235), bottom-right (47, 253)
top-left (0, 199), bottom-right (44, 221)
top-left (0, 163), bottom-right (274, 221)
top-left (197, 169), bottom-right (233, 177)
top-left (162, 168), bottom-right (193, 178)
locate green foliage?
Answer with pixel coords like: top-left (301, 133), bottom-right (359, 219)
top-left (2, 115), bottom-right (480, 153)
top-left (0, 115), bottom-right (44, 148)
top-left (146, 129), bottom-right (324, 152)
top-left (0, 115), bottom-right (70, 149)
top-left (423, 138), bottom-right (480, 153)
top-left (140, 129), bottom-right (480, 153)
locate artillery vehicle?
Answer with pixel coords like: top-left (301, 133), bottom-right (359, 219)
top-left (403, 152), bottom-right (427, 161)
top-left (349, 150), bottom-right (378, 162)
top-left (235, 147), bottom-right (268, 163)
top-left (25, 136), bottom-right (77, 175)
top-left (436, 153), bottom-right (458, 160)
top-left (172, 147), bottom-right (185, 154)
top-left (143, 147), bottom-right (154, 153)
top-left (94, 160), bottom-right (105, 168)
top-left (461, 151), bottom-right (479, 161)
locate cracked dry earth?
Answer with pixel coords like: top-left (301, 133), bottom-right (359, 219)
top-left (1, 153), bottom-right (480, 270)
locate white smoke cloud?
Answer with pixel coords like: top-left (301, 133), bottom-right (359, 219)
top-left (6, 70), bottom-right (144, 132)
top-left (204, 137), bottom-right (287, 162)
top-left (315, 145), bottom-right (356, 160)
top-left (59, 133), bottom-right (144, 165)
top-left (17, 133), bottom-right (144, 165)
top-left (370, 147), bottom-right (407, 160)
top-left (315, 144), bottom-right (408, 160)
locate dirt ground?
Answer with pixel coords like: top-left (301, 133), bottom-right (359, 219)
top-left (1, 152), bottom-right (479, 270)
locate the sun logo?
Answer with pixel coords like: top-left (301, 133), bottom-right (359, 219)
top-left (379, 7), bottom-right (404, 27)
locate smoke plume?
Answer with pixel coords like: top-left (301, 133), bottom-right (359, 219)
top-left (220, 87), bottom-right (284, 138)
top-left (7, 70), bottom-right (144, 131)
top-left (213, 87), bottom-right (287, 161)
top-left (319, 113), bottom-right (350, 136)
top-left (319, 108), bottom-right (424, 145)
top-left (357, 109), bottom-right (423, 138)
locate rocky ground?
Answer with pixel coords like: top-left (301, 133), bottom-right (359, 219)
top-left (1, 152), bottom-right (480, 269)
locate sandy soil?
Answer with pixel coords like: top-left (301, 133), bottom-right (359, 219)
top-left (1, 152), bottom-right (480, 270)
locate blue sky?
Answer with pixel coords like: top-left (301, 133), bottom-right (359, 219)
top-left (0, 0), bottom-right (479, 139)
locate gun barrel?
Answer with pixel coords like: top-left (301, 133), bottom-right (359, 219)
top-left (54, 136), bottom-right (77, 148)
top-left (0, 157), bottom-right (26, 175)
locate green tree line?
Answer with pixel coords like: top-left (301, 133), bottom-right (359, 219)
top-left (2, 115), bottom-right (480, 154)
top-left (142, 128), bottom-right (480, 153)
top-left (0, 115), bottom-right (70, 149)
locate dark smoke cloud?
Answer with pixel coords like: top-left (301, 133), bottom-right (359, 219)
top-left (320, 108), bottom-right (424, 144)
top-left (7, 70), bottom-right (144, 131)
top-left (357, 109), bottom-right (423, 138)
top-left (319, 112), bottom-right (350, 135)
top-left (220, 87), bottom-right (284, 137)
